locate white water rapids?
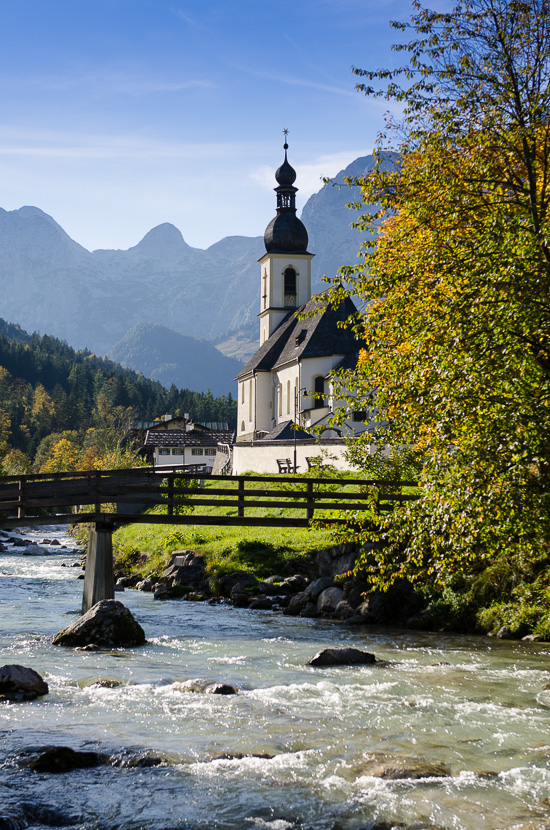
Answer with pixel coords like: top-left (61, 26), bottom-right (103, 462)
top-left (1, 525), bottom-right (550, 830)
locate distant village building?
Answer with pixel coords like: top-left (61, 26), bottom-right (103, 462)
top-left (142, 415), bottom-right (233, 472)
top-left (233, 139), bottom-right (367, 474)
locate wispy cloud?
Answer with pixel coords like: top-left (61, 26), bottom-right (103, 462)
top-left (234, 63), bottom-right (356, 98)
top-left (171, 6), bottom-right (199, 26)
top-left (6, 70), bottom-right (212, 96)
top-left (0, 127), bottom-right (250, 161)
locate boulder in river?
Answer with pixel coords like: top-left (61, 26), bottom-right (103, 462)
top-left (0, 664), bottom-right (49, 702)
top-left (206, 683), bottom-right (238, 695)
top-left (52, 599), bottom-right (145, 648)
top-left (356, 757), bottom-right (451, 780)
top-left (22, 544), bottom-right (49, 556)
top-left (28, 746), bottom-right (107, 773)
top-left (308, 647), bottom-right (376, 667)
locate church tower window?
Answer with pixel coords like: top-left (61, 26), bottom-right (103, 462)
top-left (284, 267), bottom-right (297, 308)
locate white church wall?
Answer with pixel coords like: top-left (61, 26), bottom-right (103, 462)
top-left (237, 376), bottom-right (253, 438)
top-left (232, 441), bottom-right (355, 475)
top-left (272, 363), bottom-right (299, 423)
top-left (255, 372), bottom-right (273, 433)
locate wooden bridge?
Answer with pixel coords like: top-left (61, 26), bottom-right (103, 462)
top-left (0, 465), bottom-right (417, 613)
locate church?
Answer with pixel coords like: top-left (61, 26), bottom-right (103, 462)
top-left (231, 139), bottom-right (368, 475)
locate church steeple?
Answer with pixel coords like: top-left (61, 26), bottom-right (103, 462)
top-left (258, 133), bottom-right (314, 344)
top-left (264, 134), bottom-right (309, 255)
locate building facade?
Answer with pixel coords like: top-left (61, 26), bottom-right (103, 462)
top-left (235, 140), bottom-right (367, 465)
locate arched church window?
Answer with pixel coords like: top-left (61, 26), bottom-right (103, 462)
top-left (313, 375), bottom-right (326, 409)
top-left (241, 420), bottom-right (246, 433)
top-left (278, 383), bottom-right (283, 417)
top-left (284, 267), bottom-right (297, 308)
top-left (287, 379), bottom-right (291, 415)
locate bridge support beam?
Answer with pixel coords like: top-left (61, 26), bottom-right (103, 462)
top-left (82, 522), bottom-right (115, 614)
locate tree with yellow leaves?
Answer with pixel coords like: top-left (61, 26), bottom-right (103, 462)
top-left (331, 0), bottom-right (550, 618)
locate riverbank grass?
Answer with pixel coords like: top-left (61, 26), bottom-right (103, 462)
top-left (111, 475), bottom-right (345, 582)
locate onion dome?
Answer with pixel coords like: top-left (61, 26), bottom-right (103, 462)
top-left (275, 146), bottom-right (297, 186)
top-left (264, 138), bottom-right (309, 254)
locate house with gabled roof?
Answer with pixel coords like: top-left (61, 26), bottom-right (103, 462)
top-left (142, 415), bottom-right (234, 472)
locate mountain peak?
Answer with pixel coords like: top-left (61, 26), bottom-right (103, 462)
top-left (130, 222), bottom-right (190, 262)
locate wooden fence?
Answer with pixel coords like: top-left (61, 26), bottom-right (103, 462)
top-left (0, 465), bottom-right (418, 530)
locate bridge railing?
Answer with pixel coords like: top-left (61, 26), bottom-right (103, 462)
top-left (0, 466), bottom-right (419, 530)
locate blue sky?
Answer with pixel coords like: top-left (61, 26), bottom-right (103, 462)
top-left (0, 0), bottom-right (417, 251)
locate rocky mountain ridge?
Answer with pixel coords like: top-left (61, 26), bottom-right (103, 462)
top-left (0, 154), bottom-right (381, 360)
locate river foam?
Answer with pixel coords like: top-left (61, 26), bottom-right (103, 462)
top-left (1, 526), bottom-right (550, 828)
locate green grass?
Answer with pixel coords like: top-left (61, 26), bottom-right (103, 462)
top-left (111, 475), bottom-right (345, 583)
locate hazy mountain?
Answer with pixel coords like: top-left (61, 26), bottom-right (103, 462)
top-left (107, 322), bottom-right (242, 396)
top-left (304, 155), bottom-right (381, 290)
top-left (0, 154), bottom-right (381, 360)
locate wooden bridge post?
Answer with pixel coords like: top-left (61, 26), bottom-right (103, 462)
top-left (82, 521), bottom-right (115, 614)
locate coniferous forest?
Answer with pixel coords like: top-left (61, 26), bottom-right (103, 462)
top-left (0, 319), bottom-right (236, 473)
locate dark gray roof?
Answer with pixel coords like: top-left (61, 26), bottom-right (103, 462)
top-left (237, 291), bottom-right (361, 379)
top-left (144, 429), bottom-right (234, 447)
top-left (332, 349), bottom-right (364, 373)
top-left (259, 420), bottom-right (315, 442)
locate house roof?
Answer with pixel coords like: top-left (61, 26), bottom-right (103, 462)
top-left (258, 420), bottom-right (315, 442)
top-left (144, 429), bottom-right (234, 448)
top-left (236, 290), bottom-right (361, 379)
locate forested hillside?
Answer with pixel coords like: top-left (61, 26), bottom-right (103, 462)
top-left (0, 320), bottom-right (236, 473)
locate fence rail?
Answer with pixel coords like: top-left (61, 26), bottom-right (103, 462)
top-left (0, 465), bottom-right (418, 529)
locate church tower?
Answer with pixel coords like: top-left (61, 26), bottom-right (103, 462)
top-left (258, 136), bottom-right (314, 344)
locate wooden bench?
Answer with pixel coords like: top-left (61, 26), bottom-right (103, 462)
top-left (306, 456), bottom-right (324, 471)
top-left (277, 458), bottom-right (300, 473)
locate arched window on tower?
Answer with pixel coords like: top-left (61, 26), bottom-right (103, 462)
top-left (313, 375), bottom-right (326, 409)
top-left (284, 267), bottom-right (297, 308)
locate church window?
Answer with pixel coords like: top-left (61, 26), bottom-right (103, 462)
top-left (287, 380), bottom-right (291, 415)
top-left (284, 267), bottom-right (297, 308)
top-left (313, 375), bottom-right (326, 409)
top-left (241, 420), bottom-right (246, 433)
top-left (249, 378), bottom-right (253, 421)
top-left (278, 383), bottom-right (282, 416)
top-left (241, 382), bottom-right (245, 404)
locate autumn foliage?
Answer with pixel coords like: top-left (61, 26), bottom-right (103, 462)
top-left (330, 1), bottom-right (550, 629)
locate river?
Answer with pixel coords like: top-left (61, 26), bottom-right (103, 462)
top-left (1, 525), bottom-right (550, 830)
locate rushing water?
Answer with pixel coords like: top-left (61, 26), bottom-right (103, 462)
top-left (1, 526), bottom-right (550, 830)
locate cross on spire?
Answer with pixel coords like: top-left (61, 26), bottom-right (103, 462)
top-left (283, 128), bottom-right (289, 150)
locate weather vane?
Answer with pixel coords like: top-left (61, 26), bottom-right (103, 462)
top-left (283, 128), bottom-right (289, 149)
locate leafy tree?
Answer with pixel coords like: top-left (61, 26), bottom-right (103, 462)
top-left (330, 0), bottom-right (550, 591)
top-left (39, 437), bottom-right (80, 473)
top-left (3, 449), bottom-right (32, 475)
